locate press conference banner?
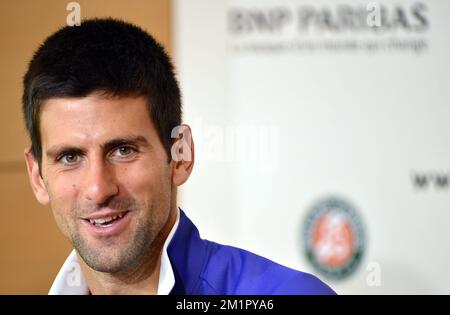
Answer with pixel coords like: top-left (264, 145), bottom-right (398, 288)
top-left (173, 0), bottom-right (450, 294)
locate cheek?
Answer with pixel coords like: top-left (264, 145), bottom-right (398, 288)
top-left (46, 176), bottom-right (81, 237)
top-left (49, 197), bottom-right (74, 239)
top-left (50, 176), bottom-right (80, 204)
top-left (119, 163), bottom-right (172, 200)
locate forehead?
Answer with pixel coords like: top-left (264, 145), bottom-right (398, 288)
top-left (39, 93), bottom-right (156, 148)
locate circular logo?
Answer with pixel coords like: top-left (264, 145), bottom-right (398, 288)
top-left (303, 197), bottom-right (365, 280)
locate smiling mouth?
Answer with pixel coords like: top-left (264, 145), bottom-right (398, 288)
top-left (85, 211), bottom-right (130, 227)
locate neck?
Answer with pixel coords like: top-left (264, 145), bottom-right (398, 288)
top-left (77, 207), bottom-right (178, 295)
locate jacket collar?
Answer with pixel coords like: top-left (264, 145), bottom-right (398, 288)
top-left (168, 209), bottom-right (208, 294)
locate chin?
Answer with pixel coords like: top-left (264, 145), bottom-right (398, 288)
top-left (82, 252), bottom-right (136, 273)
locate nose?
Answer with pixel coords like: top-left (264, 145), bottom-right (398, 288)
top-left (83, 156), bottom-right (119, 205)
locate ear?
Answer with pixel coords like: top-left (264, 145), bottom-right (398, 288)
top-left (171, 124), bottom-right (195, 187)
top-left (24, 148), bottom-right (50, 205)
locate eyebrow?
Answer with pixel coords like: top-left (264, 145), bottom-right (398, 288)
top-left (46, 135), bottom-right (151, 159)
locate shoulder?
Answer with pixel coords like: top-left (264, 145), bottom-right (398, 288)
top-left (199, 241), bottom-right (336, 295)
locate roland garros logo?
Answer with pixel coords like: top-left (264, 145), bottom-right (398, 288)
top-left (304, 197), bottom-right (365, 280)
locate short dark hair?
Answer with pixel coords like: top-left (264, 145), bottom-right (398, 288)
top-left (22, 18), bottom-right (182, 170)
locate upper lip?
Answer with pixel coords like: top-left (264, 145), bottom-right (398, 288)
top-left (81, 210), bottom-right (129, 220)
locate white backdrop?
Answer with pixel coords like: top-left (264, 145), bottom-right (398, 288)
top-left (173, 0), bottom-right (450, 294)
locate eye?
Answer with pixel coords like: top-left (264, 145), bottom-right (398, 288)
top-left (113, 146), bottom-right (136, 157)
top-left (60, 154), bottom-right (80, 165)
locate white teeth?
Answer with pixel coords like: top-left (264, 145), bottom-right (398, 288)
top-left (88, 212), bottom-right (126, 226)
top-left (91, 216), bottom-right (114, 225)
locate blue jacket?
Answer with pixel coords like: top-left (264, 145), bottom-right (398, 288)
top-left (168, 210), bottom-right (335, 295)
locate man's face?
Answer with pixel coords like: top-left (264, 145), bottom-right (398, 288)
top-left (36, 93), bottom-right (175, 273)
